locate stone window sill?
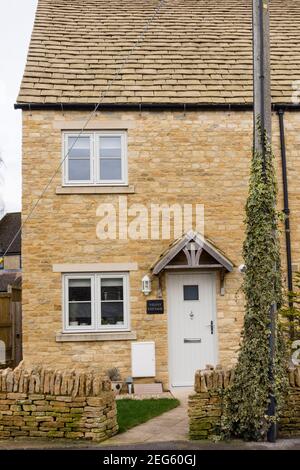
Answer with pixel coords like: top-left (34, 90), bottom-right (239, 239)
top-left (56, 331), bottom-right (137, 342)
top-left (56, 185), bottom-right (135, 195)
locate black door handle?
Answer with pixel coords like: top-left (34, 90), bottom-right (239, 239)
top-left (210, 321), bottom-right (214, 334)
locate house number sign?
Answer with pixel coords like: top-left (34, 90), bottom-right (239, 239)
top-left (147, 299), bottom-right (164, 314)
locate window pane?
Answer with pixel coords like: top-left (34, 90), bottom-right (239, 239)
top-left (99, 137), bottom-right (121, 159)
top-left (101, 302), bottom-right (124, 325)
top-left (100, 148), bottom-right (121, 158)
top-left (101, 278), bottom-right (123, 301)
top-left (183, 285), bottom-right (199, 301)
top-left (69, 303), bottom-right (92, 326)
top-left (69, 279), bottom-right (91, 301)
top-left (68, 136), bottom-right (90, 159)
top-left (100, 159), bottom-right (122, 180)
top-left (68, 159), bottom-right (90, 180)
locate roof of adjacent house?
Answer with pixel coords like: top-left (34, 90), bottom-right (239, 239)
top-left (0, 213), bottom-right (21, 254)
top-left (17, 0), bottom-right (300, 105)
top-left (0, 273), bottom-right (21, 292)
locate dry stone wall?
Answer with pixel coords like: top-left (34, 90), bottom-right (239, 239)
top-left (189, 366), bottom-right (300, 440)
top-left (0, 365), bottom-right (118, 441)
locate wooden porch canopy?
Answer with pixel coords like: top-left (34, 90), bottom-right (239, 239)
top-left (151, 231), bottom-right (234, 276)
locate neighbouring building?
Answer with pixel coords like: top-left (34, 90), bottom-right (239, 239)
top-left (0, 212), bottom-right (22, 368)
top-left (0, 212), bottom-right (22, 292)
top-left (15, 0), bottom-right (300, 388)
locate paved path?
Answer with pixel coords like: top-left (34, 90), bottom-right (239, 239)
top-left (101, 387), bottom-right (193, 446)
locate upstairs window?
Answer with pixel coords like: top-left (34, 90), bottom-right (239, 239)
top-left (63, 131), bottom-right (127, 185)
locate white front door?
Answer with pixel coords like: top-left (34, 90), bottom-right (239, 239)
top-left (167, 273), bottom-right (217, 387)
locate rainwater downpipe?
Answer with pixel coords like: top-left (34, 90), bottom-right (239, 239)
top-left (277, 108), bottom-right (294, 335)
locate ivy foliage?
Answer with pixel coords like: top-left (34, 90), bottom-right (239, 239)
top-left (221, 122), bottom-right (288, 441)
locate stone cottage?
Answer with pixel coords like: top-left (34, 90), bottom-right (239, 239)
top-left (15, 0), bottom-right (300, 388)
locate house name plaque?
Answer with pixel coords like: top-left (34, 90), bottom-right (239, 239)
top-left (146, 299), bottom-right (164, 314)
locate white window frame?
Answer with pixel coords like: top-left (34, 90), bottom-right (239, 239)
top-left (95, 131), bottom-right (127, 185)
top-left (63, 133), bottom-right (94, 185)
top-left (63, 273), bottom-right (130, 333)
top-left (63, 274), bottom-right (96, 332)
top-left (63, 131), bottom-right (128, 186)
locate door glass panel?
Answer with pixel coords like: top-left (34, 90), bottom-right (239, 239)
top-left (183, 285), bottom-right (199, 301)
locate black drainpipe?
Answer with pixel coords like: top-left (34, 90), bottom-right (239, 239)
top-left (277, 108), bottom-right (294, 328)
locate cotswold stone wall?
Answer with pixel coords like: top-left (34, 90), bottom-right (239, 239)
top-left (279, 368), bottom-right (300, 438)
top-left (0, 366), bottom-right (118, 441)
top-left (188, 366), bottom-right (300, 440)
top-left (188, 367), bottom-right (235, 439)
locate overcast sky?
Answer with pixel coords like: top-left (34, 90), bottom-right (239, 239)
top-left (0, 0), bottom-right (38, 215)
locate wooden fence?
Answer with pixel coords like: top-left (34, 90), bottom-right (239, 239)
top-left (0, 287), bottom-right (22, 368)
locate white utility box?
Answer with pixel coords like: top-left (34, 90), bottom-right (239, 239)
top-left (131, 341), bottom-right (156, 378)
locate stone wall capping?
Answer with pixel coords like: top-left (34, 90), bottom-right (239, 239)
top-left (0, 364), bottom-right (111, 397)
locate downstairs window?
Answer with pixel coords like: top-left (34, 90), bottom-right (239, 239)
top-left (63, 273), bottom-right (129, 332)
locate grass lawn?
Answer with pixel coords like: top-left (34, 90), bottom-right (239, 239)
top-left (116, 398), bottom-right (180, 434)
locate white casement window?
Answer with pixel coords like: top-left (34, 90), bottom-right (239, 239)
top-left (63, 131), bottom-right (127, 185)
top-left (63, 273), bottom-right (130, 332)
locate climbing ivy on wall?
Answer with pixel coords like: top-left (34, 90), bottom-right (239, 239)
top-left (221, 122), bottom-right (288, 441)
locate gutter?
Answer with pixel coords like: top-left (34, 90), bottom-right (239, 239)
top-left (277, 109), bottom-right (294, 317)
top-left (14, 102), bottom-right (300, 112)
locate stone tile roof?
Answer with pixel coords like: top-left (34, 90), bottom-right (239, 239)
top-left (0, 213), bottom-right (21, 255)
top-left (17, 0), bottom-right (300, 105)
